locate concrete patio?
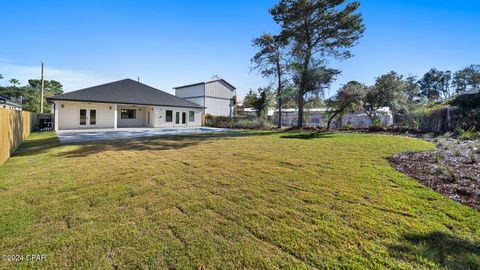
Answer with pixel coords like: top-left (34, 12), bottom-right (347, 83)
top-left (56, 127), bottom-right (231, 144)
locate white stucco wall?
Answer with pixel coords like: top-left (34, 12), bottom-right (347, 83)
top-left (153, 106), bottom-right (202, 127)
top-left (55, 101), bottom-right (202, 130)
top-left (117, 105), bottom-right (148, 127)
top-left (55, 101), bottom-right (115, 130)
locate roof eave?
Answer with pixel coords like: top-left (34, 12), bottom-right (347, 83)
top-left (48, 98), bottom-right (204, 109)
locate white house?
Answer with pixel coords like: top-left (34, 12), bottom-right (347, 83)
top-left (48, 79), bottom-right (204, 131)
top-left (0, 96), bottom-right (22, 110)
top-left (273, 108), bottom-right (393, 128)
top-left (174, 77), bottom-right (236, 116)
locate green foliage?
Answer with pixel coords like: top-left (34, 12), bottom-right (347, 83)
top-left (452, 64), bottom-right (480, 94)
top-left (325, 81), bottom-right (366, 129)
top-left (419, 68), bottom-right (452, 101)
top-left (371, 118), bottom-right (383, 128)
top-left (251, 87), bottom-right (274, 117)
top-left (0, 78), bottom-right (63, 112)
top-left (456, 127), bottom-right (478, 140)
top-left (206, 115), bottom-right (275, 129)
top-left (8, 78), bottom-right (20, 87)
top-left (363, 71), bottom-right (405, 118)
top-left (270, 0), bottom-right (365, 127)
top-left (251, 33), bottom-right (290, 127)
top-left (243, 89), bottom-right (257, 108)
top-left (449, 92), bottom-right (480, 110)
top-left (344, 121), bottom-right (354, 129)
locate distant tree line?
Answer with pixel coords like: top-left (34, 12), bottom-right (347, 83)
top-left (0, 74), bottom-right (63, 113)
top-left (325, 65), bottom-right (480, 128)
top-left (248, 0), bottom-right (479, 129)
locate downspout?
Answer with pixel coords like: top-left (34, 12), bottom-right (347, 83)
top-left (203, 84), bottom-right (206, 126)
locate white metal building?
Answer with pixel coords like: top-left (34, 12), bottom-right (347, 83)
top-left (174, 78), bottom-right (236, 117)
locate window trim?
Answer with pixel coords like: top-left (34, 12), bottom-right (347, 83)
top-left (121, 109), bottom-right (136, 119)
top-left (165, 110), bottom-right (173, 122)
top-left (188, 111), bottom-right (195, 122)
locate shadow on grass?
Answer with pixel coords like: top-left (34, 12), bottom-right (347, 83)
top-left (12, 132), bottom-right (59, 157)
top-left (389, 231), bottom-right (480, 269)
top-left (56, 130), bottom-right (281, 158)
top-left (280, 132), bottom-right (336, 140)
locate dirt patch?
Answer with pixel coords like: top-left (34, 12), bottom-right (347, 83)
top-left (389, 138), bottom-right (480, 210)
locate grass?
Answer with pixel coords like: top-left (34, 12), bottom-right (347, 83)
top-left (0, 130), bottom-right (479, 269)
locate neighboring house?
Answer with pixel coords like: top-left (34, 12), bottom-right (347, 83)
top-left (0, 96), bottom-right (22, 110)
top-left (275, 108), bottom-right (393, 128)
top-left (48, 79), bottom-right (204, 131)
top-left (174, 77), bottom-right (236, 116)
top-left (243, 108), bottom-right (275, 117)
top-left (241, 107), bottom-right (393, 128)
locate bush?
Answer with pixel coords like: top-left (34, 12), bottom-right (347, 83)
top-left (456, 127), bottom-right (478, 140)
top-left (449, 93), bottom-right (480, 110)
top-left (344, 122), bottom-right (354, 129)
top-left (206, 115), bottom-right (275, 129)
top-left (371, 118), bottom-right (382, 127)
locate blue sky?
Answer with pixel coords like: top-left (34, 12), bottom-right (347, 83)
top-left (1, 0), bottom-right (479, 97)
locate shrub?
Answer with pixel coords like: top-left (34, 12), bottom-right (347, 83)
top-left (344, 122), bottom-right (354, 129)
top-left (468, 153), bottom-right (477, 164)
top-left (371, 118), bottom-right (382, 128)
top-left (457, 127), bottom-right (477, 140)
top-left (206, 115), bottom-right (275, 129)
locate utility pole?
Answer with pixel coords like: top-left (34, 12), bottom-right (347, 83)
top-left (40, 62), bottom-right (45, 113)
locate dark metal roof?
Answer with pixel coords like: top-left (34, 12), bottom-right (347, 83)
top-left (0, 95), bottom-right (22, 107)
top-left (48, 79), bottom-right (203, 108)
top-left (173, 78), bottom-right (236, 90)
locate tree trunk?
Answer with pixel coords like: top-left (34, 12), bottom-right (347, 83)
top-left (297, 52), bottom-right (311, 129)
top-left (297, 91), bottom-right (304, 128)
top-left (277, 65), bottom-right (283, 129)
top-left (326, 116), bottom-right (334, 130)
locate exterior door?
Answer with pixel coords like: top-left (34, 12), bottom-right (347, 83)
top-left (80, 109), bottom-right (97, 127)
top-left (174, 111), bottom-right (187, 127)
top-left (175, 112), bottom-right (180, 125)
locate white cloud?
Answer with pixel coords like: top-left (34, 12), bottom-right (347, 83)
top-left (0, 63), bottom-right (111, 92)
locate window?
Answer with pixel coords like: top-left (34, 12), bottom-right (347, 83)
top-left (189, 111), bottom-right (195, 122)
top-left (175, 112), bottom-right (180, 124)
top-left (182, 112), bottom-right (186, 124)
top-left (80, 109), bottom-right (86, 125)
top-left (90, 109), bottom-right (96, 125)
top-left (166, 110), bottom-right (173, 122)
top-left (121, 109), bottom-right (136, 119)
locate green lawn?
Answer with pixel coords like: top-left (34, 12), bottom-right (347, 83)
top-left (0, 131), bottom-right (479, 269)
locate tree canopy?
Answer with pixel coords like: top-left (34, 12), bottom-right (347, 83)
top-left (251, 33), bottom-right (289, 127)
top-left (0, 78), bottom-right (64, 112)
top-left (270, 0), bottom-right (365, 128)
top-left (418, 68), bottom-right (452, 101)
top-left (325, 81), bottom-right (366, 129)
top-left (453, 64), bottom-right (480, 94)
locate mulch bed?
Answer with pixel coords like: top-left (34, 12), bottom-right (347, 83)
top-left (389, 138), bottom-right (480, 210)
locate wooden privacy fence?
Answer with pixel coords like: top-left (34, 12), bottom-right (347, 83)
top-left (0, 108), bottom-right (31, 166)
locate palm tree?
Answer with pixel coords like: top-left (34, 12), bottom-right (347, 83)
top-left (0, 74), bottom-right (3, 80)
top-left (9, 78), bottom-right (20, 87)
